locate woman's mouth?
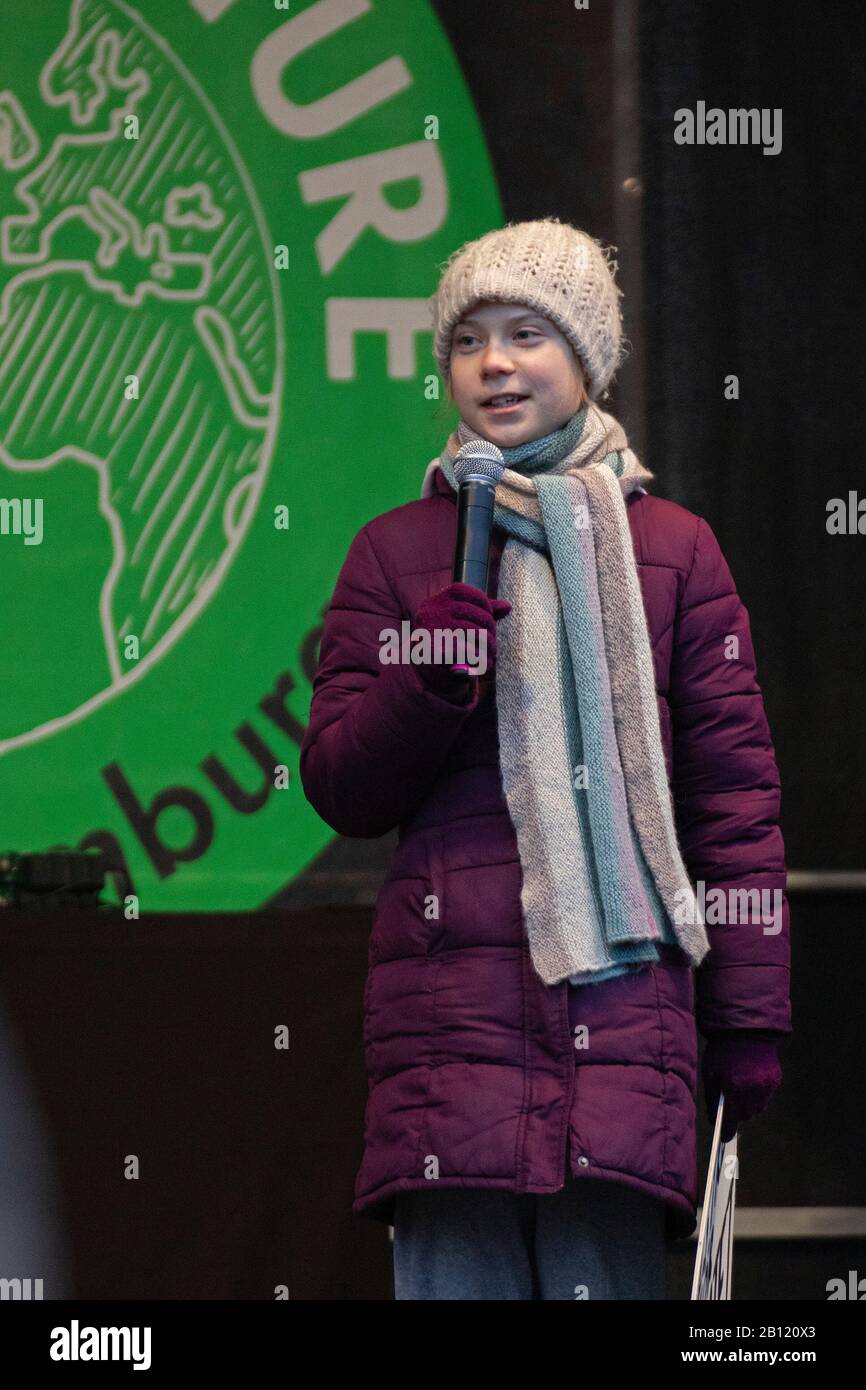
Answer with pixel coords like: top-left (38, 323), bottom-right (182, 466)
top-left (480, 394), bottom-right (528, 415)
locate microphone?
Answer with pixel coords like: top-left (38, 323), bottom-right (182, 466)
top-left (450, 440), bottom-right (505, 675)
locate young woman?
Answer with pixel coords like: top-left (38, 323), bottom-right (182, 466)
top-left (300, 218), bottom-right (791, 1300)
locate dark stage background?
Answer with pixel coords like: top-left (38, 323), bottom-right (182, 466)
top-left (0, 898), bottom-right (862, 1299)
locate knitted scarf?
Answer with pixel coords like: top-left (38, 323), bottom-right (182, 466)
top-left (420, 404), bottom-right (710, 986)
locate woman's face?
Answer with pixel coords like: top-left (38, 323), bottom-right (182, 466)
top-left (447, 300), bottom-right (586, 445)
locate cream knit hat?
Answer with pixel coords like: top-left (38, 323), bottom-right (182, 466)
top-left (429, 217), bottom-right (626, 401)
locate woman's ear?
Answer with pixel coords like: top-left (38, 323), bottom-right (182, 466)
top-left (570, 350), bottom-right (588, 406)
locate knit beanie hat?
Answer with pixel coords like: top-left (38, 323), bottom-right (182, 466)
top-left (429, 217), bottom-right (626, 401)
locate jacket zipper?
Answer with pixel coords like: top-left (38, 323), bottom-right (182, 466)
top-left (560, 982), bottom-right (577, 1186)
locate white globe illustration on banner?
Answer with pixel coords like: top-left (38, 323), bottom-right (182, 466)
top-left (0, 0), bottom-right (280, 754)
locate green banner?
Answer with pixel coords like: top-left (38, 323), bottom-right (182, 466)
top-left (0, 0), bottom-right (501, 908)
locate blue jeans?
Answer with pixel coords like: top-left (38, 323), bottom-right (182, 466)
top-left (393, 1177), bottom-right (666, 1300)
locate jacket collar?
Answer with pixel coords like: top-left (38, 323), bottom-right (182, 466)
top-left (431, 465), bottom-right (454, 500)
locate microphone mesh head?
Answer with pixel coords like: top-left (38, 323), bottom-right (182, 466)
top-left (453, 439), bottom-right (506, 486)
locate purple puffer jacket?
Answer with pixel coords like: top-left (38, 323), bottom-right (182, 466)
top-left (300, 467), bottom-right (792, 1241)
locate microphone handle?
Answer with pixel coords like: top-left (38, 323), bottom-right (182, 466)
top-left (451, 477), bottom-right (497, 675)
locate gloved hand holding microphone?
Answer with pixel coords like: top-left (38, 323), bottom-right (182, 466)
top-left (413, 437), bottom-right (511, 703)
top-left (412, 582), bottom-right (511, 701)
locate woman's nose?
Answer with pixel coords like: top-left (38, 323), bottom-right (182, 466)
top-left (481, 344), bottom-right (515, 372)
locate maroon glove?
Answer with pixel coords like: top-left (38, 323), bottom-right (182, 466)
top-left (412, 582), bottom-right (511, 700)
top-left (701, 1035), bottom-right (783, 1143)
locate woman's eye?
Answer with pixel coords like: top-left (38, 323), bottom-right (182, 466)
top-left (456, 330), bottom-right (537, 347)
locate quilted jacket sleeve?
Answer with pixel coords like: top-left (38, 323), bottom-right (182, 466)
top-left (669, 515), bottom-right (792, 1041)
top-left (299, 521), bottom-right (482, 837)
